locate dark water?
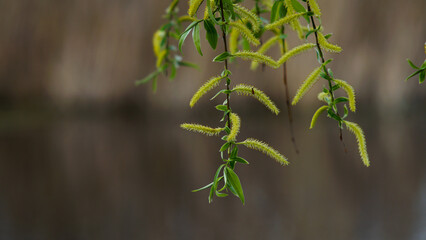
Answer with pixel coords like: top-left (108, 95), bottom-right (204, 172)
top-left (0, 101), bottom-right (424, 240)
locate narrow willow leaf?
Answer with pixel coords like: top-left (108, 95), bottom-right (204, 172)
top-left (233, 4), bottom-right (261, 32)
top-left (232, 84), bottom-right (280, 115)
top-left (188, 0), bottom-right (204, 17)
top-left (308, 0), bottom-right (321, 16)
top-left (343, 121), bottom-right (370, 167)
top-left (220, 142), bottom-right (231, 152)
top-left (204, 19), bottom-right (218, 49)
top-left (310, 105), bottom-right (328, 129)
top-left (264, 12), bottom-right (307, 30)
top-left (213, 52), bottom-right (232, 62)
top-left (233, 51), bottom-right (277, 68)
top-left (179, 20), bottom-right (202, 52)
top-left (240, 138), bottom-right (289, 165)
top-left (276, 43), bottom-right (316, 66)
top-left (192, 23), bottom-right (203, 56)
top-left (334, 79), bottom-right (356, 112)
top-left (270, 1), bottom-right (283, 23)
top-left (181, 123), bottom-right (224, 136)
top-left (135, 71), bottom-right (159, 86)
top-left (227, 113), bottom-right (241, 141)
top-left (318, 32), bottom-right (342, 53)
top-left (229, 21), bottom-right (260, 46)
top-left (251, 36), bottom-right (280, 70)
top-left (224, 167), bottom-right (245, 204)
top-left (190, 75), bottom-right (225, 107)
top-left (230, 157), bottom-right (249, 164)
top-left (292, 66), bottom-right (322, 105)
top-left (192, 182), bottom-right (214, 192)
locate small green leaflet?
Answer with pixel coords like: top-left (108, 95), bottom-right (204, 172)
top-left (224, 167), bottom-right (245, 204)
top-left (204, 19), bottom-right (218, 50)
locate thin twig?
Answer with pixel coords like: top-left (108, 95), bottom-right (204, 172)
top-left (307, 2), bottom-right (347, 152)
top-left (281, 27), bottom-right (299, 154)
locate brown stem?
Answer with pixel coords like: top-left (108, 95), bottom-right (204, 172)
top-left (219, 0), bottom-right (230, 128)
top-left (307, 2), bottom-right (346, 152)
top-left (281, 27), bottom-right (299, 154)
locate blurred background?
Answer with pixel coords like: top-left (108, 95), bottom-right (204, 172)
top-left (0, 0), bottom-right (425, 239)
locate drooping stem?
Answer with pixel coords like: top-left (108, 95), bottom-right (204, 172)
top-left (281, 27), bottom-right (299, 154)
top-left (219, 0), bottom-right (231, 128)
top-left (307, 2), bottom-right (346, 149)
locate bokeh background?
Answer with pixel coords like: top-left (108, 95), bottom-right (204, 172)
top-left (0, 0), bottom-right (425, 239)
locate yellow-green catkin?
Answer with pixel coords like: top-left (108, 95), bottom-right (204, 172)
top-left (261, 0), bottom-right (274, 10)
top-left (156, 50), bottom-right (167, 68)
top-left (229, 21), bottom-right (260, 46)
top-left (153, 30), bottom-right (165, 57)
top-left (251, 36), bottom-right (280, 70)
top-left (343, 121), bottom-right (370, 167)
top-left (181, 123), bottom-right (224, 136)
top-left (240, 138), bottom-right (289, 165)
top-left (227, 113), bottom-right (241, 141)
top-left (203, 0), bottom-right (215, 19)
top-left (310, 105), bottom-right (328, 129)
top-left (179, 15), bottom-right (197, 22)
top-left (229, 27), bottom-right (240, 54)
top-left (318, 32), bottom-right (342, 53)
top-left (233, 4), bottom-right (261, 32)
top-left (308, 0), bottom-right (321, 16)
top-left (232, 84), bottom-right (280, 115)
top-left (190, 75), bottom-right (224, 107)
top-left (234, 51), bottom-right (278, 68)
top-left (292, 67), bottom-right (322, 105)
top-left (284, 0), bottom-right (304, 39)
top-left (334, 79), bottom-right (356, 112)
top-left (188, 0), bottom-right (204, 17)
top-left (277, 43), bottom-right (316, 66)
top-left (264, 12), bottom-right (307, 30)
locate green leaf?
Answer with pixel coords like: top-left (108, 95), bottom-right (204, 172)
top-left (179, 20), bottom-right (202, 52)
top-left (215, 191), bottom-right (228, 197)
top-left (405, 69), bottom-right (423, 81)
top-left (334, 97), bottom-right (349, 104)
top-left (291, 0), bottom-right (309, 22)
top-left (192, 182), bottom-right (214, 192)
top-left (216, 105), bottom-right (228, 111)
top-left (230, 157), bottom-right (249, 164)
top-left (135, 71), bottom-right (159, 85)
top-left (213, 164), bottom-right (225, 189)
top-left (270, 1), bottom-right (283, 23)
top-left (192, 23), bottom-right (203, 56)
top-left (178, 61), bottom-right (199, 69)
top-left (224, 167), bottom-right (245, 204)
top-left (220, 142), bottom-right (231, 152)
top-left (230, 146), bottom-right (238, 158)
top-left (179, 29), bottom-right (192, 52)
top-left (407, 59), bottom-right (419, 69)
top-left (204, 19), bottom-right (218, 50)
top-left (343, 105), bottom-right (349, 119)
top-left (213, 52), bottom-right (232, 62)
top-left (327, 108), bottom-right (341, 122)
top-left (420, 70), bottom-right (425, 84)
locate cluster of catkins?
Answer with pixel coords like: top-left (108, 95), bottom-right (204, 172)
top-left (140, 0), bottom-right (370, 204)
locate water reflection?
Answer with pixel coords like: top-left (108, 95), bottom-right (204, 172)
top-left (0, 102), bottom-right (424, 240)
